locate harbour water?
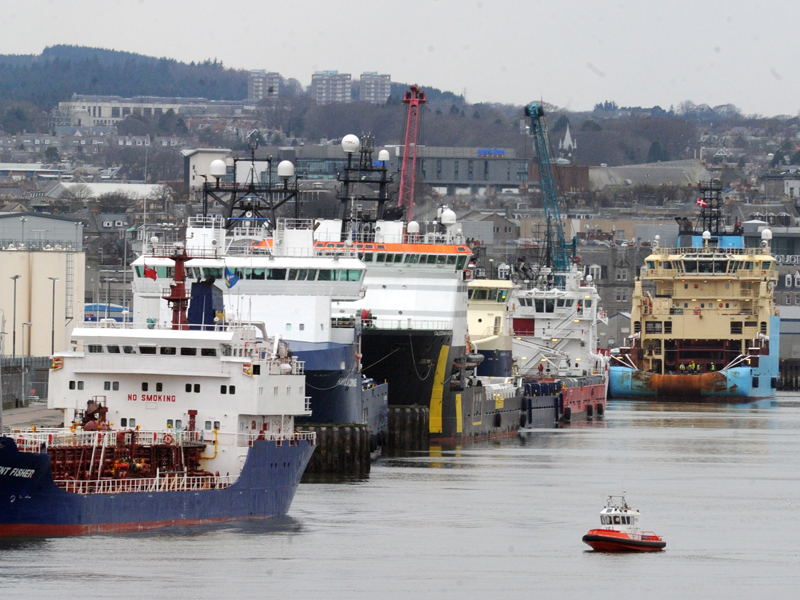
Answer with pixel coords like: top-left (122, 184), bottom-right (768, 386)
top-left (3, 395), bottom-right (800, 599)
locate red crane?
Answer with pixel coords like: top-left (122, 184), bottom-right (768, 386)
top-left (398, 85), bottom-right (426, 220)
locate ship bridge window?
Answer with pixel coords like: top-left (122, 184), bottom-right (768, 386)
top-left (663, 261), bottom-right (673, 269)
top-left (249, 268), bottom-right (265, 280)
top-left (498, 290), bottom-right (508, 302)
top-left (646, 261), bottom-right (655, 270)
top-left (437, 255), bottom-right (447, 265)
top-left (456, 256), bottom-right (467, 270)
top-left (565, 299), bottom-right (574, 307)
top-left (160, 347), bottom-right (177, 355)
top-left (363, 253), bottom-right (373, 262)
top-left (180, 347), bottom-right (197, 356)
top-left (488, 289), bottom-right (498, 301)
top-left (201, 348), bottom-right (217, 357)
top-left (267, 269), bottom-right (287, 280)
top-left (140, 346), bottom-right (156, 355)
top-left (645, 322), bottom-right (663, 334)
top-left (743, 262), bottom-right (753, 270)
top-left (698, 260), bottom-right (713, 274)
top-left (584, 300), bottom-right (592, 308)
top-left (340, 269), bottom-right (363, 282)
top-left (222, 345), bottom-right (232, 357)
top-left (376, 254), bottom-right (386, 263)
top-left (713, 260), bottom-right (728, 273)
top-left (318, 270), bottom-right (338, 281)
top-left (135, 266), bottom-right (143, 277)
top-left (535, 299), bottom-right (544, 312)
top-left (157, 267), bottom-right (174, 279)
top-left (204, 267), bottom-right (223, 278)
top-left (404, 254), bottom-right (419, 264)
top-left (545, 299), bottom-right (555, 313)
top-left (87, 345), bottom-right (103, 353)
top-left (557, 299), bottom-right (565, 307)
top-left (613, 516), bottom-right (621, 524)
top-left (474, 289), bottom-right (488, 300)
top-left (447, 256), bottom-right (457, 265)
top-left (107, 345), bottom-right (120, 354)
top-left (684, 260), bottom-right (697, 273)
top-left (289, 269), bottom-right (314, 281)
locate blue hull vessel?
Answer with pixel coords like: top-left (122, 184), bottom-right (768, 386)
top-left (0, 436), bottom-right (315, 536)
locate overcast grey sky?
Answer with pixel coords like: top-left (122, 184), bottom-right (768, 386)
top-left (2, 0), bottom-right (798, 116)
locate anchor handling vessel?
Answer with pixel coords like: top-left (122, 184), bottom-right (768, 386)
top-left (0, 242), bottom-right (315, 536)
top-left (609, 180), bottom-right (779, 401)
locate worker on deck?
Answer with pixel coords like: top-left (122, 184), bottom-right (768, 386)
top-left (679, 363), bottom-right (686, 374)
top-left (710, 362), bottom-right (715, 372)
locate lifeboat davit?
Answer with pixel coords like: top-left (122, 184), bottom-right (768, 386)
top-left (582, 493), bottom-right (666, 552)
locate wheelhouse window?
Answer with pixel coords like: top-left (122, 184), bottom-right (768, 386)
top-left (139, 346), bottom-right (156, 355)
top-left (160, 347), bottom-right (177, 355)
top-left (87, 345), bottom-right (103, 353)
top-left (180, 347), bottom-right (197, 356)
top-left (107, 345), bottom-right (120, 354)
top-left (201, 348), bottom-right (217, 357)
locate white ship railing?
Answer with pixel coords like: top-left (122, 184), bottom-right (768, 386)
top-left (650, 247), bottom-right (771, 257)
top-left (9, 429), bottom-right (316, 451)
top-left (363, 318), bottom-right (453, 331)
top-left (54, 473), bottom-right (236, 495)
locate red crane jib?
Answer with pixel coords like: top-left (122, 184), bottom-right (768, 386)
top-left (398, 85), bottom-right (426, 221)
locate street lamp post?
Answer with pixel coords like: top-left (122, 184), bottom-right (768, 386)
top-left (10, 275), bottom-right (20, 360)
top-left (48, 277), bottom-right (59, 356)
top-left (20, 216), bottom-right (27, 245)
top-left (21, 322), bottom-right (31, 407)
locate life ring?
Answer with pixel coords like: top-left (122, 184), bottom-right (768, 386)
top-left (572, 256), bottom-right (581, 264)
top-left (163, 433), bottom-right (174, 444)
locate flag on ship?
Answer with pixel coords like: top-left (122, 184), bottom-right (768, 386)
top-left (696, 197), bottom-right (708, 207)
top-left (144, 264), bottom-right (157, 281)
top-left (224, 266), bottom-right (239, 288)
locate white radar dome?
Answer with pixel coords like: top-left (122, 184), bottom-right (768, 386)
top-left (440, 208), bottom-right (457, 225)
top-left (209, 159), bottom-right (227, 178)
top-left (277, 160), bottom-right (295, 179)
top-left (761, 228), bottom-right (773, 241)
top-left (378, 149), bottom-right (390, 162)
top-left (702, 230), bottom-right (711, 240)
top-left (407, 221), bottom-right (420, 234)
top-left (341, 134), bottom-right (360, 154)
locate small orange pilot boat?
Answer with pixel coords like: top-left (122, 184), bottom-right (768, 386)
top-left (582, 493), bottom-right (666, 552)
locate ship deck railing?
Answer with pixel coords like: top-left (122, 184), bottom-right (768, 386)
top-left (363, 318), bottom-right (453, 331)
top-left (54, 473), bottom-right (237, 495)
top-left (7, 429), bottom-right (316, 452)
top-left (649, 247), bottom-right (771, 257)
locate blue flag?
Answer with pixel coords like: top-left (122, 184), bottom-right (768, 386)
top-left (224, 266), bottom-right (239, 289)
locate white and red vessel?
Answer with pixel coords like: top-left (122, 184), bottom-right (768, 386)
top-left (582, 493), bottom-right (666, 552)
top-left (511, 264), bottom-right (608, 423)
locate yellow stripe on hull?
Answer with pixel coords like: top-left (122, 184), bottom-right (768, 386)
top-left (428, 345), bottom-right (450, 434)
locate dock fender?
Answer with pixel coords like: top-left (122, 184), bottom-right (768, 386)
top-left (494, 413), bottom-right (502, 428)
top-left (586, 404), bottom-right (593, 418)
top-left (519, 412), bottom-right (527, 428)
top-left (596, 404), bottom-right (604, 417)
top-left (563, 407), bottom-right (571, 422)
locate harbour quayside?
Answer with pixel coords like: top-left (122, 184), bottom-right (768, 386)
top-left (609, 180), bottom-right (779, 401)
top-left (0, 244), bottom-right (315, 535)
top-left (131, 147), bottom-right (388, 453)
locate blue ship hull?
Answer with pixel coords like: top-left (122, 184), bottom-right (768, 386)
top-left (476, 349), bottom-right (514, 377)
top-left (609, 316), bottom-right (780, 401)
top-left (0, 436), bottom-right (315, 536)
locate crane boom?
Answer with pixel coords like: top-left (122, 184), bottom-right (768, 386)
top-left (525, 102), bottom-right (573, 273)
top-left (398, 85), bottom-right (426, 220)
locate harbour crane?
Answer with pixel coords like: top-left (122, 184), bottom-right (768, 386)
top-left (397, 85), bottom-right (426, 220)
top-left (524, 103), bottom-right (576, 275)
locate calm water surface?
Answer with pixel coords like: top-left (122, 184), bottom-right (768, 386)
top-left (2, 395), bottom-right (800, 599)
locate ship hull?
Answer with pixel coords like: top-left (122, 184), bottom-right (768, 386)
top-left (476, 349), bottom-right (514, 377)
top-left (0, 436), bottom-right (314, 536)
top-left (582, 532), bottom-right (666, 552)
top-left (291, 341), bottom-right (389, 442)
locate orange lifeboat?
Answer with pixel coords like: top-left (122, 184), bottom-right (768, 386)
top-left (582, 493), bottom-right (666, 552)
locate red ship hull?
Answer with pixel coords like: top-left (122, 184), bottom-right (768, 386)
top-left (582, 529), bottom-right (666, 552)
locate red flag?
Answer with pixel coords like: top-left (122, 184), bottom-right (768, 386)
top-left (144, 264), bottom-right (157, 281)
top-left (696, 197), bottom-right (708, 207)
